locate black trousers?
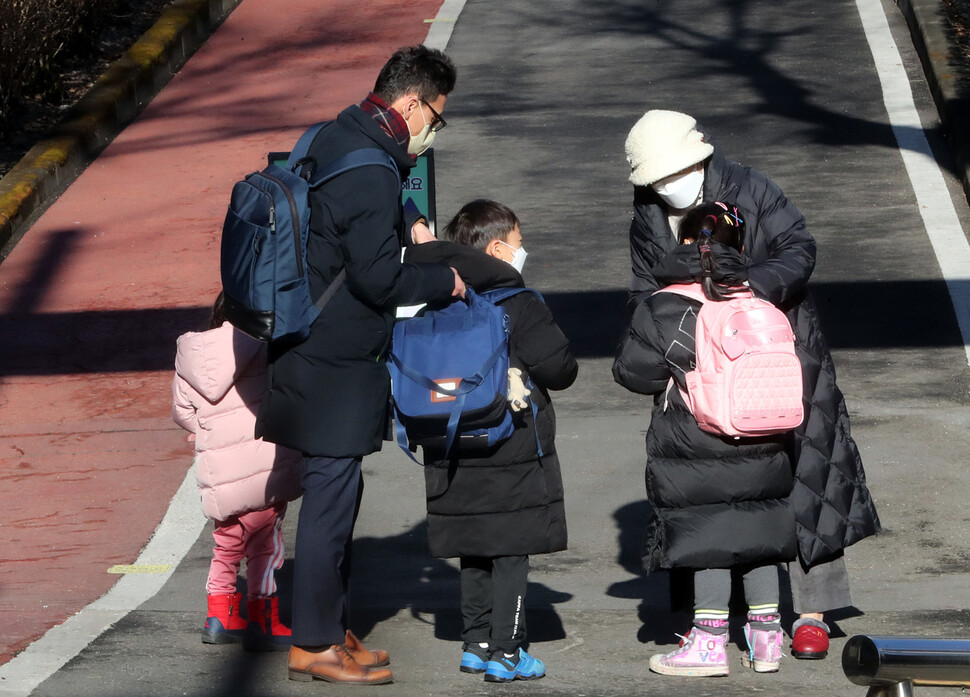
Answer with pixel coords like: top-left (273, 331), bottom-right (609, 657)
top-left (292, 456), bottom-right (363, 646)
top-left (460, 555), bottom-right (529, 654)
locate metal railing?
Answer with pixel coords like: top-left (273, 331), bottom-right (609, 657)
top-left (843, 635), bottom-right (970, 697)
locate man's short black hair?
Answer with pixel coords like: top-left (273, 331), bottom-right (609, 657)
top-left (373, 45), bottom-right (457, 104)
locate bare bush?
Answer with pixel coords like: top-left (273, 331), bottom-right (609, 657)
top-left (0, 0), bottom-right (119, 136)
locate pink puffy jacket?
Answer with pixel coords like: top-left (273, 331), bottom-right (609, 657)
top-left (172, 322), bottom-right (303, 521)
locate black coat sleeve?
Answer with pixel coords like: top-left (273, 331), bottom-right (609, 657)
top-left (740, 170), bottom-right (816, 306)
top-left (404, 241), bottom-right (522, 293)
top-left (507, 294), bottom-right (578, 391)
top-left (629, 185), bottom-right (677, 300)
top-left (612, 299), bottom-right (672, 395)
top-left (329, 165), bottom-right (455, 308)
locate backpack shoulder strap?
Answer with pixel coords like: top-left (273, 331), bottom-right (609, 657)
top-left (286, 121), bottom-right (331, 171)
top-left (306, 148), bottom-right (398, 188)
top-left (285, 122), bottom-right (398, 186)
top-left (654, 283), bottom-right (709, 304)
top-left (480, 287), bottom-right (544, 304)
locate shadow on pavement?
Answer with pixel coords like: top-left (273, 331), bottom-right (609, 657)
top-left (351, 520), bottom-right (571, 647)
top-left (0, 279), bottom-right (964, 378)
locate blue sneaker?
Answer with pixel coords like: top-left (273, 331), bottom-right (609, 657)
top-left (484, 648), bottom-right (546, 682)
top-left (460, 643), bottom-right (490, 674)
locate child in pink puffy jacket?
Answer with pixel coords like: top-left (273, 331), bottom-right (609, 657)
top-left (172, 293), bottom-right (303, 651)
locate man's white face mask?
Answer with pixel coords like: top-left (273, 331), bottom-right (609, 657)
top-left (407, 105), bottom-right (436, 156)
top-left (652, 167), bottom-right (704, 209)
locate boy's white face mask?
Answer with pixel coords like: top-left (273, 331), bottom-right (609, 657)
top-left (498, 239), bottom-right (528, 273)
top-left (652, 167), bottom-right (704, 209)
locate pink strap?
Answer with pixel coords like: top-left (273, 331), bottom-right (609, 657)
top-left (655, 283), bottom-right (753, 304)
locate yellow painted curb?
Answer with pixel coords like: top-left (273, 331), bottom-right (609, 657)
top-left (0, 0), bottom-right (241, 250)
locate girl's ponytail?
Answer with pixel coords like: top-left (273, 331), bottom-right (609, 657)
top-left (697, 216), bottom-right (724, 300)
top-left (678, 202), bottom-right (745, 301)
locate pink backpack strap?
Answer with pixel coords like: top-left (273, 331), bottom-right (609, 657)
top-left (655, 283), bottom-right (754, 304)
top-left (655, 283), bottom-right (709, 304)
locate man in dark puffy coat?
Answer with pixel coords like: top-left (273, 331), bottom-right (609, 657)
top-left (256, 46), bottom-right (465, 685)
top-left (619, 109), bottom-right (880, 660)
top-left (404, 200), bottom-right (577, 683)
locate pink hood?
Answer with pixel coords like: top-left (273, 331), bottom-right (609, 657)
top-left (175, 322), bottom-right (264, 404)
top-left (172, 323), bottom-right (302, 520)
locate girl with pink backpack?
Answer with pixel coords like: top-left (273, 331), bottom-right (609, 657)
top-left (172, 293), bottom-right (303, 651)
top-left (613, 202), bottom-right (797, 677)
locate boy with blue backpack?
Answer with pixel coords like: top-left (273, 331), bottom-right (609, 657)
top-left (401, 199), bottom-right (578, 682)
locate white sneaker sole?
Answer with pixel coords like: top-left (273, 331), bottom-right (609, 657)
top-left (741, 655), bottom-right (780, 672)
top-left (649, 656), bottom-right (729, 677)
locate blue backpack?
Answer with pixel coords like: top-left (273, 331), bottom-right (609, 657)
top-left (220, 122), bottom-right (397, 342)
top-left (388, 287), bottom-right (543, 462)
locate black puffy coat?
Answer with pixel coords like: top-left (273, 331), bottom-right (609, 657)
top-left (404, 242), bottom-right (578, 559)
top-left (256, 106), bottom-right (455, 457)
top-left (614, 245), bottom-right (797, 572)
top-left (626, 148), bottom-right (880, 566)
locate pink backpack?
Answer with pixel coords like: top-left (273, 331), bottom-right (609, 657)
top-left (657, 283), bottom-right (804, 438)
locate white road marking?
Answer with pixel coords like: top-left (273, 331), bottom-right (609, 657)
top-left (855, 0), bottom-right (970, 366)
top-left (0, 465), bottom-right (204, 697)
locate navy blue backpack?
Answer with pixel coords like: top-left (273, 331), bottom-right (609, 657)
top-left (220, 122), bottom-right (397, 342)
top-left (388, 287), bottom-right (543, 462)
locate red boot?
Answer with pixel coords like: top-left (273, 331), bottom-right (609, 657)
top-left (791, 618), bottom-right (830, 659)
top-left (202, 592), bottom-right (247, 644)
top-left (244, 596), bottom-right (292, 652)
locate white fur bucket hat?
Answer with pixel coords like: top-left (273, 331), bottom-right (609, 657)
top-left (625, 110), bottom-right (714, 187)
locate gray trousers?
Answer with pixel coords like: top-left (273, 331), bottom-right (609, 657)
top-left (694, 564), bottom-right (779, 614)
top-left (788, 553), bottom-right (852, 614)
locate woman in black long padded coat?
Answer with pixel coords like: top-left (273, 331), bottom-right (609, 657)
top-left (616, 109), bottom-right (880, 659)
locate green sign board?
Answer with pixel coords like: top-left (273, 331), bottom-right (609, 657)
top-left (402, 149), bottom-right (437, 236)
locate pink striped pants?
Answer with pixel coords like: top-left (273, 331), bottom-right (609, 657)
top-left (206, 503), bottom-right (286, 599)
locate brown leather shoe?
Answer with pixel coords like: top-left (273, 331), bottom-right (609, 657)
top-left (288, 644), bottom-right (393, 684)
top-left (345, 629), bottom-right (391, 667)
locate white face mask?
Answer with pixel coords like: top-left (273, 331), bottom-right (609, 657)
top-left (499, 239), bottom-right (528, 273)
top-left (406, 105), bottom-right (436, 156)
top-left (652, 167), bottom-right (704, 209)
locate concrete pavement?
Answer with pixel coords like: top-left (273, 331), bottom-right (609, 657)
top-left (2, 0), bottom-right (970, 696)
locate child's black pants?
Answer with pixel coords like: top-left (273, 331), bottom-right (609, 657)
top-left (459, 555), bottom-right (529, 655)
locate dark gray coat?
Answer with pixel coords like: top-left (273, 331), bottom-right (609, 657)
top-left (627, 149), bottom-right (880, 567)
top-left (614, 246), bottom-right (797, 572)
top-left (405, 242), bottom-right (578, 559)
top-left (256, 106), bottom-right (455, 457)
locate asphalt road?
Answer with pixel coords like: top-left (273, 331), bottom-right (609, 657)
top-left (5, 0), bottom-right (970, 695)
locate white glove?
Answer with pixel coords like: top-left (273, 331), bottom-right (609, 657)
top-left (507, 367), bottom-right (531, 412)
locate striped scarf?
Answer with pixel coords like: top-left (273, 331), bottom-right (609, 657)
top-left (359, 92), bottom-right (412, 157)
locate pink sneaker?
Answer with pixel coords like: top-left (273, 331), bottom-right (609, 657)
top-left (649, 627), bottom-right (729, 677)
top-left (741, 623), bottom-right (784, 672)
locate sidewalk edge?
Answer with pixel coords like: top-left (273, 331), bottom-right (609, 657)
top-left (0, 0), bottom-right (243, 255)
top-left (896, 0), bottom-right (970, 204)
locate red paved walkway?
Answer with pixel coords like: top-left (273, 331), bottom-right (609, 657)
top-left (0, 0), bottom-right (444, 665)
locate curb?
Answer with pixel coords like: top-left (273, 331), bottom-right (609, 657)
top-left (0, 0), bottom-right (243, 254)
top-left (896, 0), bottom-right (970, 203)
